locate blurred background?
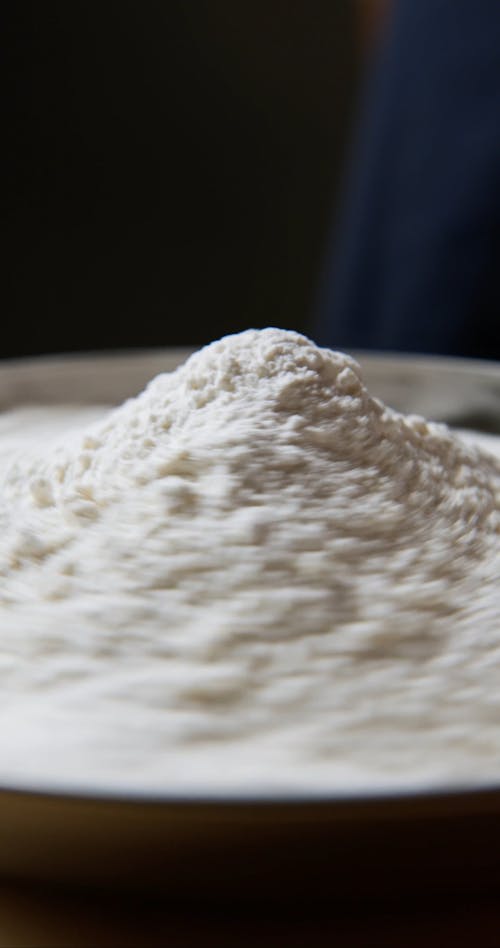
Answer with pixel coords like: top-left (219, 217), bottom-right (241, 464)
top-left (4, 0), bottom-right (500, 360)
top-left (3, 1), bottom-right (358, 357)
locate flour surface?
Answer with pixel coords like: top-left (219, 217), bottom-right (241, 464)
top-left (1, 329), bottom-right (500, 794)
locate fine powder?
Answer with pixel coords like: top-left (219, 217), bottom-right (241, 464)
top-left (1, 328), bottom-right (500, 794)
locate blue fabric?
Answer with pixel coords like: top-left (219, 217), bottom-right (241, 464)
top-left (314, 0), bottom-right (500, 358)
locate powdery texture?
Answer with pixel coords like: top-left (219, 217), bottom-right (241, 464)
top-left (0, 328), bottom-right (500, 793)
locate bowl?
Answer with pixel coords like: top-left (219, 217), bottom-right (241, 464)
top-left (1, 346), bottom-right (500, 902)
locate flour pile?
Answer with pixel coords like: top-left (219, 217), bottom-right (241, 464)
top-left (1, 328), bottom-right (500, 792)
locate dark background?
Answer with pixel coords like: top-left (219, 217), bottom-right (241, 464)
top-left (3, 1), bottom-right (358, 358)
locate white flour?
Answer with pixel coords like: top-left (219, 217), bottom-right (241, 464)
top-left (1, 328), bottom-right (500, 795)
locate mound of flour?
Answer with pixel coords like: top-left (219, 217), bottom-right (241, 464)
top-left (1, 328), bottom-right (500, 793)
